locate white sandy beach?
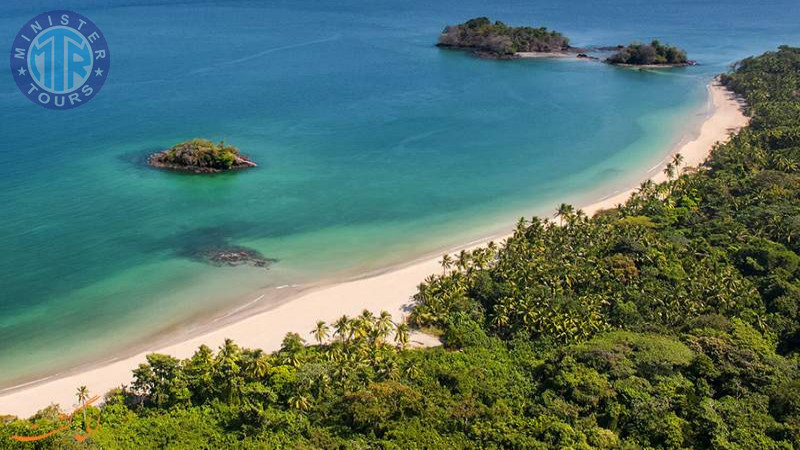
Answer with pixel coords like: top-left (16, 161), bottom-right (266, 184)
top-left (0, 81), bottom-right (748, 418)
top-left (516, 51), bottom-right (574, 58)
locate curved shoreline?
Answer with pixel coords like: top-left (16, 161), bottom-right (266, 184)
top-left (0, 81), bottom-right (748, 418)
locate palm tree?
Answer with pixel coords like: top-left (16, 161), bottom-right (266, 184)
top-left (672, 152), bottom-right (684, 168)
top-left (76, 385), bottom-right (89, 428)
top-left (471, 248), bottom-right (491, 271)
top-left (554, 203), bottom-right (575, 226)
top-left (359, 309), bottom-right (375, 323)
top-left (289, 394), bottom-right (312, 412)
top-left (456, 249), bottom-right (469, 272)
top-left (515, 217), bottom-right (528, 234)
top-left (312, 320), bottom-right (329, 345)
top-left (353, 312), bottom-right (373, 340)
top-left (772, 154), bottom-right (798, 172)
top-left (394, 323), bottom-right (410, 349)
top-left (217, 339), bottom-right (243, 403)
top-left (218, 339), bottom-right (241, 366)
top-left (403, 363), bottom-right (420, 380)
top-left (246, 356), bottom-right (270, 379)
top-left (323, 342), bottom-right (343, 360)
top-left (333, 315), bottom-right (351, 342)
top-left (314, 371), bottom-right (333, 397)
top-left (377, 311), bottom-right (393, 339)
top-left (492, 303), bottom-right (510, 330)
top-left (664, 162), bottom-right (676, 179)
top-left (439, 253), bottom-right (453, 275)
top-left (638, 179), bottom-right (656, 197)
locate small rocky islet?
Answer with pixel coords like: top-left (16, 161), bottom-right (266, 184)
top-left (148, 139), bottom-right (257, 174)
top-left (604, 40), bottom-right (696, 68)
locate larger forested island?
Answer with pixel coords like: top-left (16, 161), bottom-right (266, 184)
top-left (437, 17), bottom-right (573, 59)
top-left (148, 139), bottom-right (256, 173)
top-left (4, 47), bottom-right (800, 448)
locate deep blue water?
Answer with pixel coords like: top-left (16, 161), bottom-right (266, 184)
top-left (1, 0), bottom-right (798, 386)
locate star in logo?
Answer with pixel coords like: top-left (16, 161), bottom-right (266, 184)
top-left (16, 67), bottom-right (26, 76)
top-left (94, 68), bottom-right (104, 77)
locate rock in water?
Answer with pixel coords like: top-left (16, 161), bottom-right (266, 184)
top-left (193, 246), bottom-right (276, 268)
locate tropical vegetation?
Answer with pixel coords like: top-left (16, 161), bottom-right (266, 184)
top-left (438, 17), bottom-right (571, 58)
top-left (3, 46), bottom-right (800, 448)
top-left (148, 139), bottom-right (256, 173)
top-left (607, 40), bottom-right (690, 66)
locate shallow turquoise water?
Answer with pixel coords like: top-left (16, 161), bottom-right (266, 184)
top-left (1, 0), bottom-right (799, 386)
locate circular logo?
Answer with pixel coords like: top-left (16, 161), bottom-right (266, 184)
top-left (9, 10), bottom-right (110, 110)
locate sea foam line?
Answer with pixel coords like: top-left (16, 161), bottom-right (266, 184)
top-left (190, 35), bottom-right (340, 74)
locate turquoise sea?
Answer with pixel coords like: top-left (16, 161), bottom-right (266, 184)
top-left (1, 0), bottom-right (799, 387)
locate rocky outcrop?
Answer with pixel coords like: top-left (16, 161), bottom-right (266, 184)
top-left (192, 246), bottom-right (276, 268)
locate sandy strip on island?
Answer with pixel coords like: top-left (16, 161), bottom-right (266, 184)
top-left (515, 51), bottom-right (596, 61)
top-left (0, 80), bottom-right (748, 418)
top-left (516, 51), bottom-right (574, 58)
